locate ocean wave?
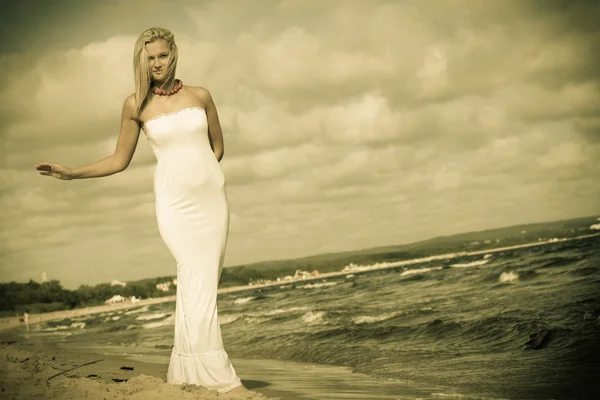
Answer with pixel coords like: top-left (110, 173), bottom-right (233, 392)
top-left (233, 296), bottom-right (256, 305)
top-left (499, 271), bottom-right (519, 283)
top-left (240, 316), bottom-right (271, 324)
top-left (142, 314), bottom-right (175, 329)
top-left (400, 266), bottom-right (443, 276)
top-left (451, 259), bottom-right (490, 268)
top-left (352, 312), bottom-right (402, 325)
top-left (136, 312), bottom-right (168, 321)
top-left (248, 306), bottom-right (311, 317)
top-left (40, 324), bottom-right (70, 332)
top-left (431, 393), bottom-right (466, 398)
top-left (218, 314), bottom-right (241, 325)
top-left (302, 311), bottom-right (327, 324)
top-left (124, 305), bottom-right (150, 315)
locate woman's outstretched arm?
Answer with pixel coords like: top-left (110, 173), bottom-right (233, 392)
top-left (34, 95), bottom-right (141, 180)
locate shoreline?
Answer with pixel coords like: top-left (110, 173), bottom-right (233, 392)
top-left (2, 232), bottom-right (598, 332)
top-left (0, 330), bottom-right (447, 400)
top-left (0, 331), bottom-right (288, 399)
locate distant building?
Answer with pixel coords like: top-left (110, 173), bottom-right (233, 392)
top-left (105, 294), bottom-right (127, 304)
top-left (156, 282), bottom-right (171, 292)
top-left (42, 272), bottom-right (48, 283)
top-left (293, 269), bottom-right (312, 280)
top-left (110, 279), bottom-right (127, 287)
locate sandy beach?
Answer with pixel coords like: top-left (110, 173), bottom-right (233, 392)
top-left (0, 330), bottom-right (291, 400)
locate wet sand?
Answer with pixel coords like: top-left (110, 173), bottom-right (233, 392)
top-left (0, 330), bottom-right (295, 400)
top-left (1, 328), bottom-right (457, 400)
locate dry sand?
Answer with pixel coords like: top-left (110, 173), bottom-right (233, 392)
top-left (0, 333), bottom-right (284, 400)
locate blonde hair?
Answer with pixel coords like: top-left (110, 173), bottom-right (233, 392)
top-left (132, 27), bottom-right (179, 119)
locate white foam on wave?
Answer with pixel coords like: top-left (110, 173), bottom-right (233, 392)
top-left (98, 312), bottom-right (115, 317)
top-left (234, 296), bottom-right (255, 305)
top-left (267, 306), bottom-right (310, 315)
top-left (352, 311), bottom-right (401, 325)
top-left (400, 266), bottom-right (443, 276)
top-left (42, 324), bottom-right (70, 332)
top-left (431, 393), bottom-right (465, 398)
top-left (451, 259), bottom-right (490, 268)
top-left (296, 282), bottom-right (339, 289)
top-left (302, 311), bottom-right (326, 324)
top-left (51, 331), bottom-right (73, 336)
top-left (499, 271), bottom-right (519, 283)
top-left (218, 314), bottom-right (241, 325)
top-left (246, 306), bottom-right (311, 318)
top-left (231, 307), bottom-right (314, 325)
top-left (142, 314), bottom-right (175, 329)
top-left (136, 312), bottom-right (167, 321)
top-left (242, 316), bottom-right (268, 324)
top-left (70, 322), bottom-right (86, 329)
top-left (124, 305), bottom-right (150, 315)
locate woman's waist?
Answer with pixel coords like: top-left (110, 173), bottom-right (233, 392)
top-left (155, 146), bottom-right (215, 161)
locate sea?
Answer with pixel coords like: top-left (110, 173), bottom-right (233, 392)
top-left (20, 235), bottom-right (600, 400)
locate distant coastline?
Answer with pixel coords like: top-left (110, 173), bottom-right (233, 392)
top-left (1, 231), bottom-right (598, 332)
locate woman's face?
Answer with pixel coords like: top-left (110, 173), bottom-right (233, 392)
top-left (146, 39), bottom-right (170, 82)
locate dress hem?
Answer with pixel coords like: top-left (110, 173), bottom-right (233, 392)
top-left (166, 346), bottom-right (242, 394)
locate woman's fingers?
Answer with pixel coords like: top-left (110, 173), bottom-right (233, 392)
top-left (34, 162), bottom-right (72, 180)
top-left (34, 163), bottom-right (54, 171)
top-left (34, 163), bottom-right (68, 179)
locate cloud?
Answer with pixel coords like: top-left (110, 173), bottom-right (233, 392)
top-left (1, 0), bottom-right (599, 288)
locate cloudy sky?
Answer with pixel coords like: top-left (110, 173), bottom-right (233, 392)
top-left (1, 0), bottom-right (599, 290)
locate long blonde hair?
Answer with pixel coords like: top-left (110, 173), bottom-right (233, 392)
top-left (132, 27), bottom-right (179, 119)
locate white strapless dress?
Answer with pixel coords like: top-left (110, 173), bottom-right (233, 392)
top-left (142, 107), bottom-right (242, 393)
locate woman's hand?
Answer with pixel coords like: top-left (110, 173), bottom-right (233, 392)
top-left (34, 163), bottom-right (74, 180)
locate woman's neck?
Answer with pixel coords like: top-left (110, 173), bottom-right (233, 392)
top-left (152, 78), bottom-right (176, 91)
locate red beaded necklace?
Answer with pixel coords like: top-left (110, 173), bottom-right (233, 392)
top-left (152, 79), bottom-right (183, 96)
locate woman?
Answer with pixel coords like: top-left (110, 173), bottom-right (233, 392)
top-left (34, 27), bottom-right (248, 394)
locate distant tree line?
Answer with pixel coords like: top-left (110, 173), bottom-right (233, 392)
top-left (2, 219), bottom-right (592, 317)
top-left (0, 264), bottom-right (305, 316)
top-left (0, 277), bottom-right (177, 317)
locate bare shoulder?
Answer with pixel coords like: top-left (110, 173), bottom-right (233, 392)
top-left (122, 94), bottom-right (137, 116)
top-left (188, 85), bottom-right (213, 104)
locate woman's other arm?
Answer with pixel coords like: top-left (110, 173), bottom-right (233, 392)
top-left (35, 95), bottom-right (141, 180)
top-left (196, 87), bottom-right (224, 162)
